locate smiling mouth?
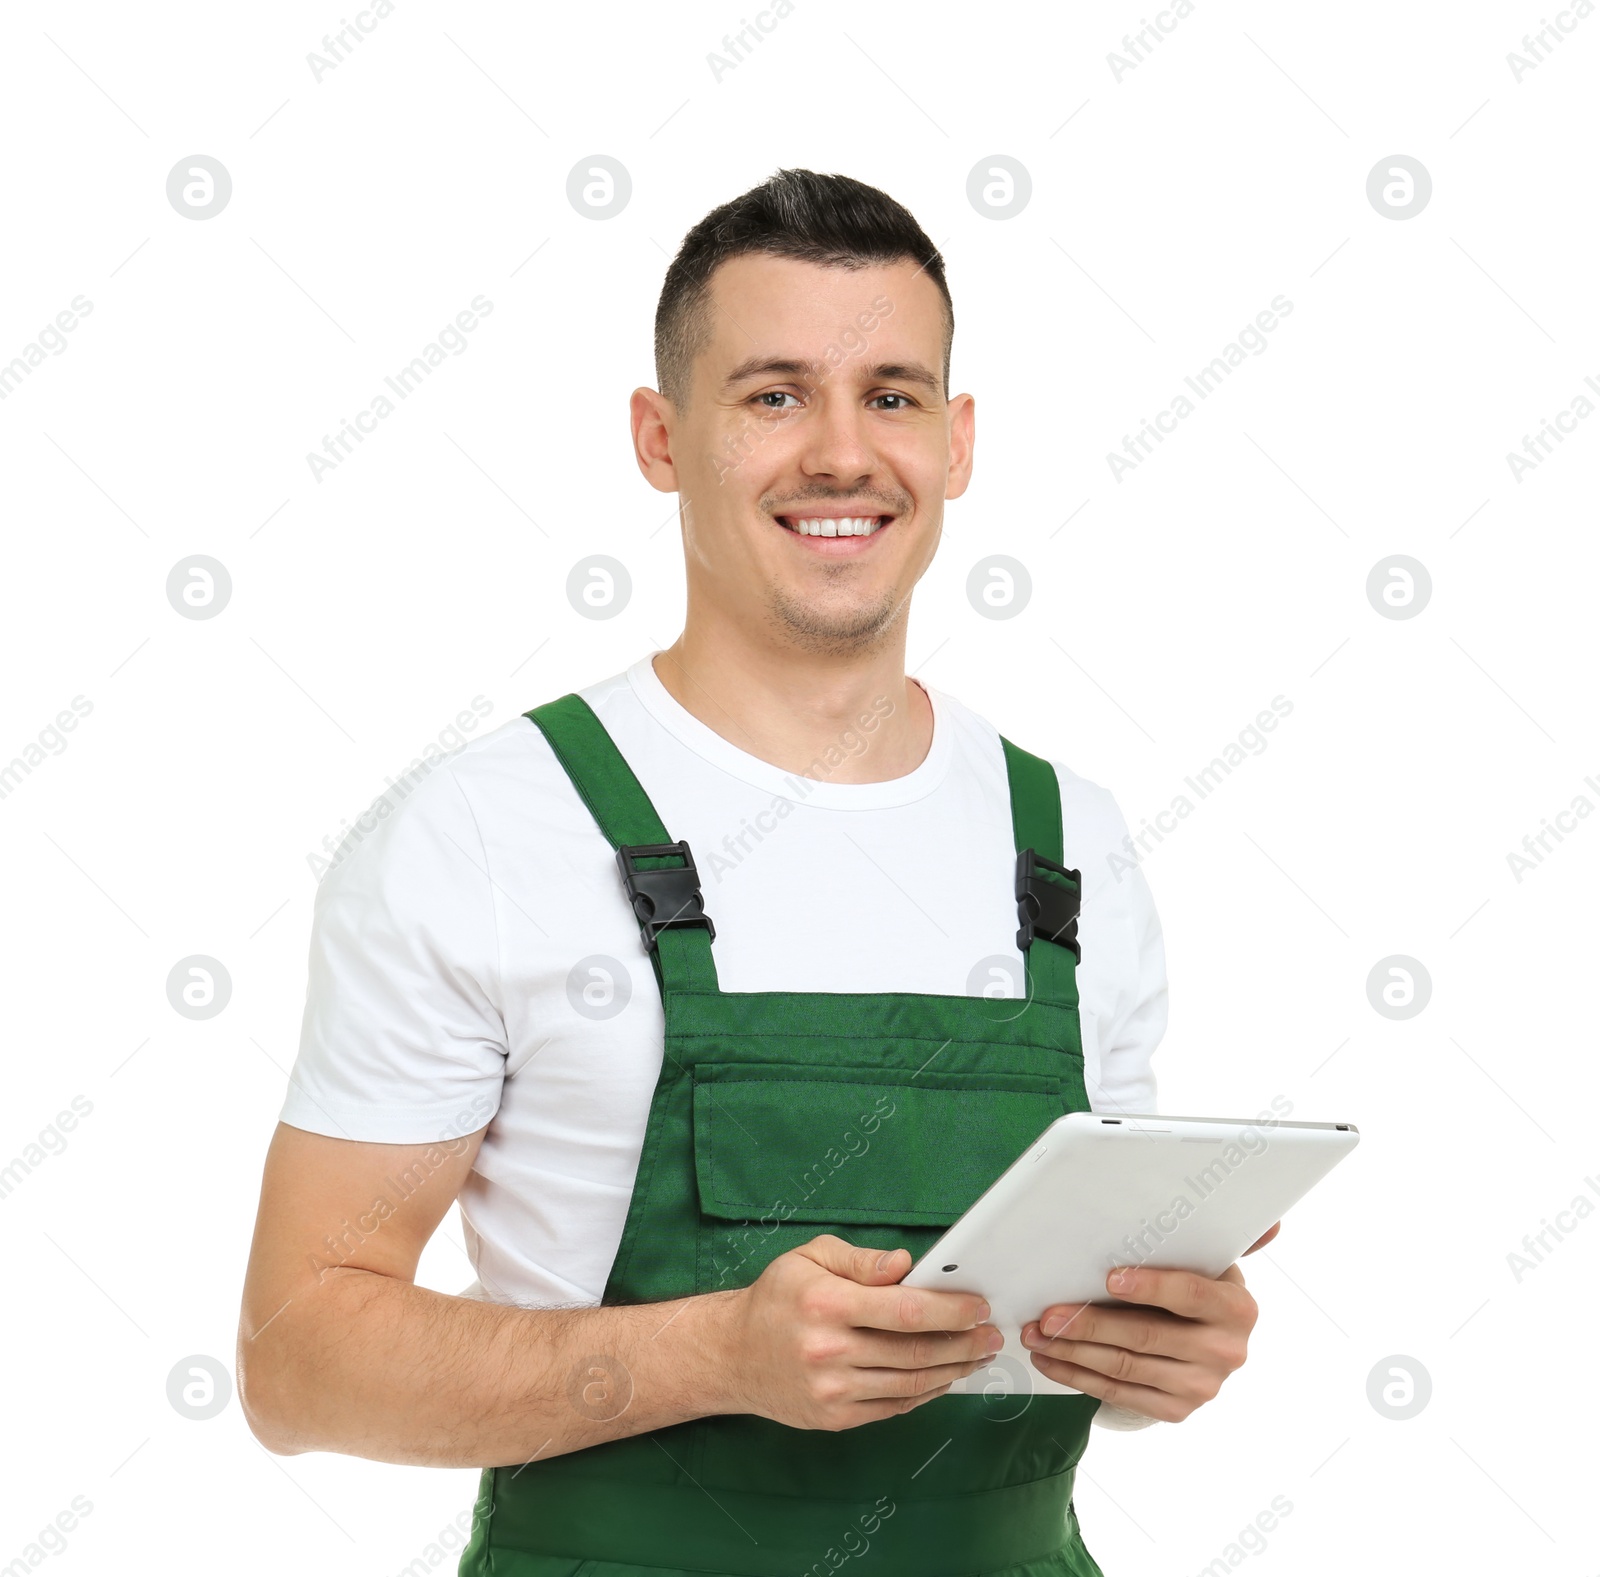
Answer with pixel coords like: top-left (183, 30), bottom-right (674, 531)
top-left (775, 514), bottom-right (891, 538)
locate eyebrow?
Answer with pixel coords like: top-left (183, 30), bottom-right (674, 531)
top-left (720, 356), bottom-right (942, 393)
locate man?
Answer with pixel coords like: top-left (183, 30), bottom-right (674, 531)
top-left (240, 169), bottom-right (1268, 1577)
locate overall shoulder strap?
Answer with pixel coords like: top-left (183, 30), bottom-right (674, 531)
top-left (527, 694), bottom-right (719, 998)
top-left (1000, 736), bottom-right (1081, 1006)
top-left (1000, 737), bottom-right (1063, 864)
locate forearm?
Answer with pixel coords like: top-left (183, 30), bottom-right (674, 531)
top-left (240, 1267), bottom-right (742, 1468)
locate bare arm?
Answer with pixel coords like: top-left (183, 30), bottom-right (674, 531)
top-left (237, 1123), bottom-right (1002, 1467)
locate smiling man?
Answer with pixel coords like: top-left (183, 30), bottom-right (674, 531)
top-left (239, 169), bottom-right (1267, 1577)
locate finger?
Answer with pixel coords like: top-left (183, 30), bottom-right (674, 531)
top-left (1019, 1330), bottom-right (1204, 1397)
top-left (851, 1355), bottom-right (993, 1403)
top-left (854, 1282), bottom-right (992, 1335)
top-left (848, 1322), bottom-right (1005, 1370)
top-left (839, 1275), bottom-right (991, 1335)
top-left (1101, 1264), bottom-right (1247, 1322)
top-left (1027, 1307), bottom-right (1197, 1364)
top-left (849, 1380), bottom-right (956, 1424)
top-left (1243, 1221), bottom-right (1281, 1255)
top-left (1025, 1351), bottom-right (1187, 1423)
top-left (793, 1236), bottom-right (991, 1334)
top-left (795, 1234), bottom-right (914, 1287)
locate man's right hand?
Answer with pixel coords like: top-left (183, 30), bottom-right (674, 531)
top-left (711, 1233), bottom-right (1004, 1431)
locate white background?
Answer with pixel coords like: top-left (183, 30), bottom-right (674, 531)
top-left (2, 0), bottom-right (1596, 1573)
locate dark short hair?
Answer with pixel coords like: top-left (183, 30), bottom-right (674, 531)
top-left (654, 168), bottom-right (953, 409)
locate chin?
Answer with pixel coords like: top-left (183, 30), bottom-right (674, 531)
top-left (764, 588), bottom-right (903, 653)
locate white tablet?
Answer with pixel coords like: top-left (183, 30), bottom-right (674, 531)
top-left (901, 1111), bottom-right (1360, 1397)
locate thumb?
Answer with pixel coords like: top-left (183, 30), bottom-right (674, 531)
top-left (796, 1233), bottom-right (910, 1285)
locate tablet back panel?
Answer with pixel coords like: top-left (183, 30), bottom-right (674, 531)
top-left (903, 1112), bottom-right (1359, 1397)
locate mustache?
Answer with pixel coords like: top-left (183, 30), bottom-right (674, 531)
top-left (765, 494), bottom-right (911, 514)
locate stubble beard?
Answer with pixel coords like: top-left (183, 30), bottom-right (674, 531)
top-left (763, 576), bottom-right (908, 657)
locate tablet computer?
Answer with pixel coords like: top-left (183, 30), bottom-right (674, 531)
top-left (901, 1111), bottom-right (1360, 1397)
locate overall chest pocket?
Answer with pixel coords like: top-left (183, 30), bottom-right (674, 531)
top-left (691, 1061), bottom-right (1063, 1232)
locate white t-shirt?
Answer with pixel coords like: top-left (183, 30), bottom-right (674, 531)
top-left (281, 653), bottom-right (1169, 1324)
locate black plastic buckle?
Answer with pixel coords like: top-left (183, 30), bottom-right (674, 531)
top-left (1015, 847), bottom-right (1082, 959)
top-left (616, 841), bottom-right (715, 953)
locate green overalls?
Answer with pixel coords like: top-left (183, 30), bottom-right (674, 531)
top-left (458, 694), bottom-right (1104, 1577)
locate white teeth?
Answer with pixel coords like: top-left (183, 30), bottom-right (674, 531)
top-left (789, 516), bottom-right (883, 537)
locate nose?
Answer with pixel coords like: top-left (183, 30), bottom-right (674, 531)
top-left (798, 386), bottom-right (875, 484)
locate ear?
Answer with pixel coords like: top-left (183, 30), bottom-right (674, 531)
top-left (944, 392), bottom-right (975, 501)
top-left (631, 387), bottom-right (679, 493)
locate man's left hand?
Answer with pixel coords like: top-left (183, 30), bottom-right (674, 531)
top-left (1019, 1222), bottom-right (1280, 1422)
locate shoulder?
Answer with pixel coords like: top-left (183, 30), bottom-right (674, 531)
top-left (932, 686), bottom-right (1145, 911)
top-left (932, 687), bottom-right (1134, 847)
top-left (308, 706), bottom-right (561, 895)
top-left (1049, 759), bottom-right (1135, 868)
top-left (310, 670), bottom-right (650, 891)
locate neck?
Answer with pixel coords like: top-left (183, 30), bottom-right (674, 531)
top-left (652, 619), bottom-right (933, 784)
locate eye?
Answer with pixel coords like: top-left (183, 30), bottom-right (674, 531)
top-left (870, 392), bottom-right (915, 411)
top-left (753, 390), bottom-right (801, 409)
